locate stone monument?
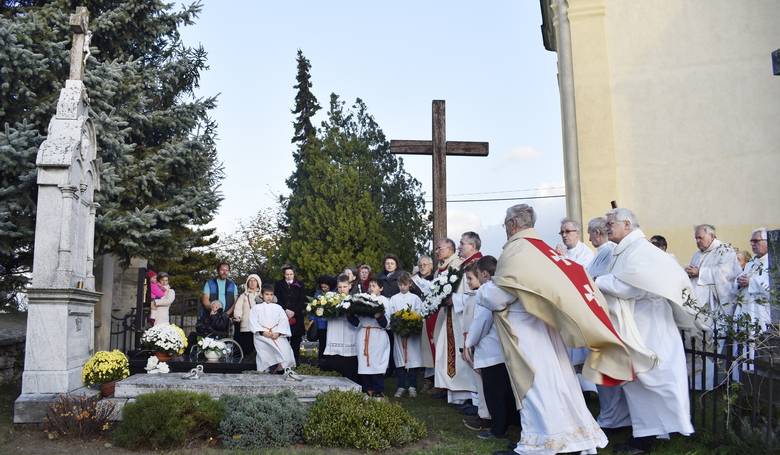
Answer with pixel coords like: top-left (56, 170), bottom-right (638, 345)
top-left (14, 7), bottom-right (102, 423)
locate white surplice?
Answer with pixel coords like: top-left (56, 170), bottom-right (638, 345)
top-left (587, 241), bottom-right (631, 428)
top-left (733, 254), bottom-right (771, 330)
top-left (596, 229), bottom-right (694, 438)
top-left (689, 238), bottom-right (741, 318)
top-left (356, 315), bottom-right (390, 374)
top-left (565, 241), bottom-right (595, 268)
top-left (387, 292), bottom-right (425, 369)
top-left (249, 302), bottom-right (295, 372)
top-left (479, 281), bottom-right (607, 454)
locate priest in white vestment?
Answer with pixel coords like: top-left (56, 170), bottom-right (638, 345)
top-left (731, 228), bottom-right (772, 379)
top-left (686, 224), bottom-right (741, 318)
top-left (249, 293), bottom-right (296, 373)
top-left (430, 238), bottom-right (479, 405)
top-left (586, 217), bottom-right (631, 430)
top-left (596, 208), bottom-right (697, 452)
top-left (557, 218), bottom-right (597, 394)
top-left (487, 205), bottom-right (634, 455)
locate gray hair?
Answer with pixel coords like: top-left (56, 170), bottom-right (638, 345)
top-left (461, 231), bottom-right (482, 250)
top-left (694, 224), bottom-right (716, 235)
top-left (505, 204), bottom-right (536, 229)
top-left (606, 208), bottom-right (640, 229)
top-left (751, 227), bottom-right (768, 240)
top-left (587, 217), bottom-right (608, 236)
top-left (560, 218), bottom-right (582, 232)
top-left (417, 255), bottom-right (433, 266)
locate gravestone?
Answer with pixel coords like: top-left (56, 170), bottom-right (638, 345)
top-left (14, 7), bottom-right (102, 423)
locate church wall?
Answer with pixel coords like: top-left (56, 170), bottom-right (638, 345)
top-left (566, 0), bottom-right (780, 261)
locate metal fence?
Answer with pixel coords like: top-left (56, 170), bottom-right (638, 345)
top-left (683, 328), bottom-right (779, 447)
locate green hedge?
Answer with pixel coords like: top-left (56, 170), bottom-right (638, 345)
top-left (219, 390), bottom-right (307, 449)
top-left (113, 390), bottom-right (224, 450)
top-left (304, 390), bottom-right (427, 450)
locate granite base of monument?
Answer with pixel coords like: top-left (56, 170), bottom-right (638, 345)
top-left (106, 372), bottom-right (361, 421)
top-left (14, 387), bottom-right (101, 424)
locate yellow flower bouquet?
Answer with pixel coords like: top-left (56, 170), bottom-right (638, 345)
top-left (389, 308), bottom-right (424, 338)
top-left (82, 350), bottom-right (130, 385)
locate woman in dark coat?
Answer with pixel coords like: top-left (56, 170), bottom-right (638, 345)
top-left (377, 254), bottom-right (404, 299)
top-left (274, 265), bottom-right (307, 364)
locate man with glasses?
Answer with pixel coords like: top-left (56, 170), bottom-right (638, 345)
top-left (734, 228), bottom-right (771, 331)
top-left (556, 218), bottom-right (595, 268)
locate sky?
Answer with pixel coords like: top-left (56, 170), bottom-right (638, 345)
top-left (178, 0), bottom-right (567, 259)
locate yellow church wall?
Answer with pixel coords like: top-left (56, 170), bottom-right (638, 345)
top-left (565, 0), bottom-right (780, 262)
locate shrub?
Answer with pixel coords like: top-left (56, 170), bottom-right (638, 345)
top-left (304, 390), bottom-right (427, 450)
top-left (295, 363), bottom-right (339, 377)
top-left (44, 394), bottom-right (115, 440)
top-left (113, 390), bottom-right (224, 450)
top-left (219, 390), bottom-right (307, 449)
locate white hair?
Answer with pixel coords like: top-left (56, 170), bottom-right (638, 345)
top-left (506, 204), bottom-right (536, 229)
top-left (606, 208), bottom-right (639, 229)
top-left (587, 217), bottom-right (608, 235)
top-left (560, 218), bottom-right (582, 232)
top-left (751, 227), bottom-right (767, 240)
top-left (694, 224), bottom-right (716, 235)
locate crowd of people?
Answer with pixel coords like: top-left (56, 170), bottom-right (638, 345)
top-left (146, 203), bottom-right (772, 455)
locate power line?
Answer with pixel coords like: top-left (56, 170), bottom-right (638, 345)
top-left (424, 194), bottom-right (566, 204)
top-left (445, 186), bottom-right (565, 197)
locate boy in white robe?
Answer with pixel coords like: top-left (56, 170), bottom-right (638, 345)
top-left (250, 284), bottom-right (296, 374)
top-left (348, 279), bottom-right (391, 398)
top-left (387, 272), bottom-right (425, 398)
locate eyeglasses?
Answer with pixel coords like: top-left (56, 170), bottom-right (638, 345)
top-left (559, 230), bottom-right (578, 235)
top-left (749, 239), bottom-right (767, 244)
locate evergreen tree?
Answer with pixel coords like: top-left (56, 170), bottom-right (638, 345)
top-left (0, 1), bottom-right (223, 308)
top-left (280, 52), bottom-right (429, 283)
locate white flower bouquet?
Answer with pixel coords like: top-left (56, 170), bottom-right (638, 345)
top-left (338, 293), bottom-right (385, 317)
top-left (140, 324), bottom-right (188, 355)
top-left (144, 356), bottom-right (170, 374)
top-left (306, 291), bottom-right (347, 318)
top-left (197, 336), bottom-right (228, 355)
top-left (421, 267), bottom-right (463, 317)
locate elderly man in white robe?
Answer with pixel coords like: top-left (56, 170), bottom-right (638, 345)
top-left (487, 204), bottom-right (617, 455)
top-left (595, 208), bottom-right (696, 453)
top-left (731, 228), bottom-right (772, 378)
top-left (586, 217), bottom-right (631, 431)
top-left (429, 237), bottom-right (479, 407)
top-left (686, 224), bottom-right (741, 388)
top-left (557, 218), bottom-right (598, 395)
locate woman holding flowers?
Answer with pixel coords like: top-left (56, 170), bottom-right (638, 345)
top-left (150, 272), bottom-right (175, 326)
top-left (233, 274), bottom-right (263, 360)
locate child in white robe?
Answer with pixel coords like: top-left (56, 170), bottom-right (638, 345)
top-left (321, 276), bottom-right (360, 384)
top-left (387, 272), bottom-right (424, 398)
top-left (349, 278), bottom-right (391, 398)
top-left (250, 284), bottom-right (296, 373)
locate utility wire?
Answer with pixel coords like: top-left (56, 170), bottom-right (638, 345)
top-left (424, 194), bottom-right (566, 204)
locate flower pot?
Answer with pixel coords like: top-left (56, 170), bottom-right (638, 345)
top-left (100, 381), bottom-right (116, 398)
top-left (204, 350), bottom-right (221, 362)
top-left (154, 351), bottom-right (172, 362)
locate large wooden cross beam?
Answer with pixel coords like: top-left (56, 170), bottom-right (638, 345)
top-left (390, 100), bottom-right (489, 244)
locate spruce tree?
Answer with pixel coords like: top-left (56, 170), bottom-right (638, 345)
top-left (0, 1), bottom-right (223, 308)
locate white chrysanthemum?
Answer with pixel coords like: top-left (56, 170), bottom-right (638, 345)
top-left (449, 274), bottom-right (458, 283)
top-left (443, 284), bottom-right (452, 295)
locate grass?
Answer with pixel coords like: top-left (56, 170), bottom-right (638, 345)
top-left (0, 375), bottom-right (772, 454)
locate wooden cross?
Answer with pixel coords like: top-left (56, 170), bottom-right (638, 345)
top-left (390, 100), bottom-right (489, 244)
top-left (68, 7), bottom-right (90, 80)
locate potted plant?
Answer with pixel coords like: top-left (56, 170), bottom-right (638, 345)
top-left (140, 324), bottom-right (188, 361)
top-left (197, 337), bottom-right (229, 362)
top-left (82, 350), bottom-right (130, 397)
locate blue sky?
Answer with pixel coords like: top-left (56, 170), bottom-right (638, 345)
top-left (179, 0), bottom-right (566, 257)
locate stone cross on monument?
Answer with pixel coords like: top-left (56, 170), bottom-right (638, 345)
top-left (390, 100), bottom-right (489, 243)
top-left (14, 7), bottom-right (102, 424)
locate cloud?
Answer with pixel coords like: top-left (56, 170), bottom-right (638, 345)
top-left (504, 146), bottom-right (542, 161)
top-left (447, 210), bottom-right (483, 239)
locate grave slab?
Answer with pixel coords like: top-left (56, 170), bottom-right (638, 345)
top-left (114, 372), bottom-right (360, 403)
